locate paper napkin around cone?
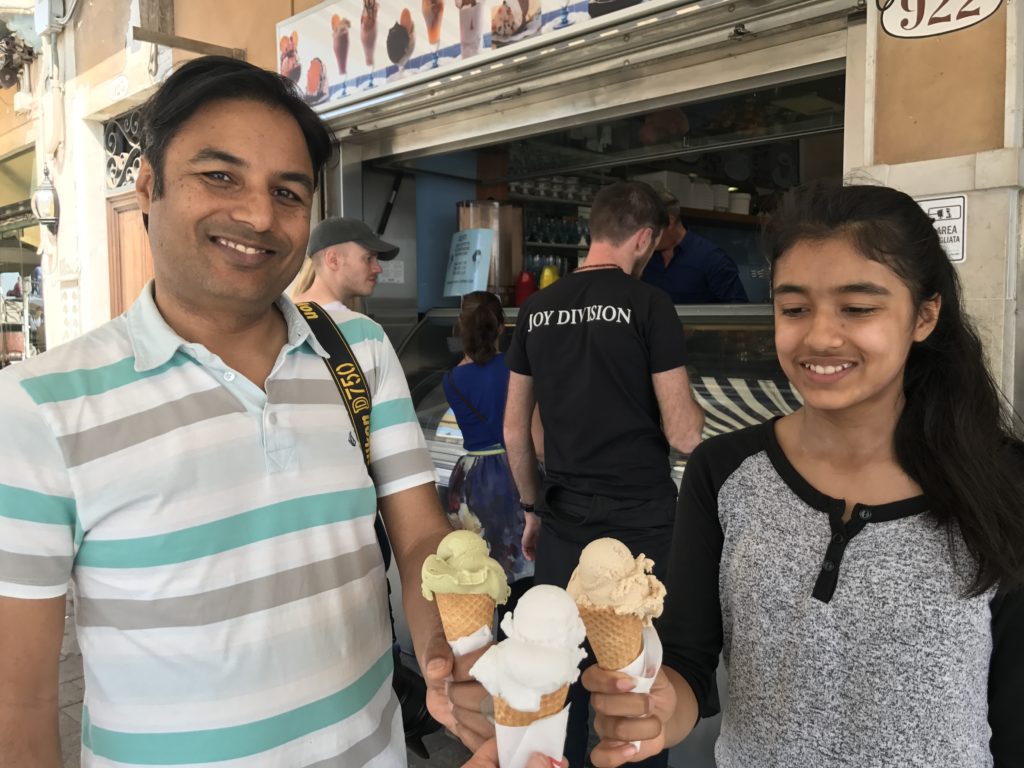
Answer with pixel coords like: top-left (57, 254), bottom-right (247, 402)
top-left (492, 684), bottom-right (571, 768)
top-left (617, 625), bottom-right (664, 751)
top-left (494, 702), bottom-right (570, 768)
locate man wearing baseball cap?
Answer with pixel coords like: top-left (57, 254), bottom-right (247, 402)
top-left (293, 217), bottom-right (400, 310)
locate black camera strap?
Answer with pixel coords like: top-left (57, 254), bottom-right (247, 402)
top-left (296, 301), bottom-right (372, 468)
top-left (297, 299), bottom-right (441, 750)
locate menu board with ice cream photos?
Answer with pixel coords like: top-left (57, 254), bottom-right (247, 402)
top-left (278, 0), bottom-right (649, 103)
top-left (278, 0), bottom-right (488, 98)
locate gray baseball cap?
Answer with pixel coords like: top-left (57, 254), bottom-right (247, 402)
top-left (306, 217), bottom-right (400, 260)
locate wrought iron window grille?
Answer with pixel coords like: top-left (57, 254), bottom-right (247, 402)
top-left (104, 110), bottom-right (142, 190)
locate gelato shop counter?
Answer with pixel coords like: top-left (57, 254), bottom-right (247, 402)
top-left (396, 304), bottom-right (800, 488)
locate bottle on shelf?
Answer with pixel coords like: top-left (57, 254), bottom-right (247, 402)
top-left (539, 262), bottom-right (560, 289)
top-left (515, 269), bottom-right (538, 306)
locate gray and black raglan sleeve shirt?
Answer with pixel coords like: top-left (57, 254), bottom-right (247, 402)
top-left (657, 420), bottom-right (1024, 768)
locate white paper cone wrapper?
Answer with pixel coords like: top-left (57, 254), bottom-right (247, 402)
top-left (617, 626), bottom-right (663, 751)
top-left (496, 705), bottom-right (570, 768)
top-left (449, 623), bottom-right (493, 656)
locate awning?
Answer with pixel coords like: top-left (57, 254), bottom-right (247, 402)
top-left (322, 0), bottom-right (860, 161)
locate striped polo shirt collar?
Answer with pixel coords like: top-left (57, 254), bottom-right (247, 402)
top-left (125, 281), bottom-right (330, 373)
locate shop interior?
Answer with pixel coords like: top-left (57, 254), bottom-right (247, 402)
top-left (359, 71), bottom-right (845, 491)
top-left (360, 71), bottom-right (845, 331)
top-left (0, 222), bottom-right (44, 367)
top-left (0, 149), bottom-right (44, 368)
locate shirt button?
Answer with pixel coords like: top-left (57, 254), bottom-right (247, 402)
top-left (223, 371), bottom-right (236, 382)
top-left (832, 533), bottom-right (845, 544)
top-left (858, 508), bottom-right (873, 521)
top-left (822, 560), bottom-right (836, 572)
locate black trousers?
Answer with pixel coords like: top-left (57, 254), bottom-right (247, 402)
top-left (534, 485), bottom-right (674, 768)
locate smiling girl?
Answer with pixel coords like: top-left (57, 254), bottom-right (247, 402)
top-left (583, 182), bottom-right (1024, 768)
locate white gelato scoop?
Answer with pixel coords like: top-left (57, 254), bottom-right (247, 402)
top-left (470, 585), bottom-right (587, 712)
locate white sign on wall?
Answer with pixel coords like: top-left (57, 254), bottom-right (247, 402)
top-left (379, 259), bottom-right (405, 284)
top-left (917, 194), bottom-right (967, 263)
top-left (880, 0), bottom-right (1003, 39)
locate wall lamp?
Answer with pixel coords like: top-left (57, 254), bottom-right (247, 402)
top-left (31, 164), bottom-right (59, 234)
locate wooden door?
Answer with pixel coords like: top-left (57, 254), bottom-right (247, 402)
top-left (107, 193), bottom-right (154, 317)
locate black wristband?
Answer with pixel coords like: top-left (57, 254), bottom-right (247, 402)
top-left (520, 501), bottom-right (535, 513)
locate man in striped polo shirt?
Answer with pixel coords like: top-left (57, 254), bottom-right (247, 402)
top-left (0, 57), bottom-right (487, 767)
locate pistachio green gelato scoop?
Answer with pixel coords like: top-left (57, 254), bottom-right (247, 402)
top-left (421, 530), bottom-right (510, 604)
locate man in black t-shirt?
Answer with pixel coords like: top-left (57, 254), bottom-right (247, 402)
top-left (504, 181), bottom-right (705, 768)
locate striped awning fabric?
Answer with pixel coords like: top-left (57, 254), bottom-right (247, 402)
top-left (691, 376), bottom-right (803, 438)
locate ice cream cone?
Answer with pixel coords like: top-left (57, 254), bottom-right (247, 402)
top-left (493, 684), bottom-right (569, 727)
top-left (578, 604), bottom-right (644, 670)
top-left (435, 591), bottom-right (495, 642)
top-left (567, 538), bottom-right (665, 669)
top-left (422, 531), bottom-right (508, 651)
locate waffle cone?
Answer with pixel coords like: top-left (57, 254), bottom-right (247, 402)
top-left (493, 684), bottom-right (569, 727)
top-left (435, 592), bottom-right (496, 642)
top-left (578, 605), bottom-right (644, 670)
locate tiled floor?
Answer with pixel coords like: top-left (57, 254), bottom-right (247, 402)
top-left (408, 731), bottom-right (474, 767)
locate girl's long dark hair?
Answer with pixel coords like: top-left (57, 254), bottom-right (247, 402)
top-left (765, 181), bottom-right (1024, 595)
top-left (456, 291), bottom-right (504, 365)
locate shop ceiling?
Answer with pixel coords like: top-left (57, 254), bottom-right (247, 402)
top-left (369, 73), bottom-right (845, 188)
top-left (323, 0), bottom-right (862, 162)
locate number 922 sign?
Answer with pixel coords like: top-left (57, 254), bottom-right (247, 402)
top-left (879, 0), bottom-right (1003, 38)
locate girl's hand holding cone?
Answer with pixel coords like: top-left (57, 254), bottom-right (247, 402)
top-left (582, 665), bottom-right (678, 768)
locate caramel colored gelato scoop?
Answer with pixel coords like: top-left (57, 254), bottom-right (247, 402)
top-left (567, 537), bottom-right (665, 624)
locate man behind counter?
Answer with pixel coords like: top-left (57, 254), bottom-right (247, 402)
top-left (641, 190), bottom-right (749, 304)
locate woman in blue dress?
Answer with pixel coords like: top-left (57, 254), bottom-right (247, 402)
top-left (443, 291), bottom-right (534, 615)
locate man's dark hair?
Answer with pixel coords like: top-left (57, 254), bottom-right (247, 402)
top-left (659, 190), bottom-right (682, 221)
top-left (139, 55), bottom-right (334, 198)
top-left (589, 181), bottom-right (668, 246)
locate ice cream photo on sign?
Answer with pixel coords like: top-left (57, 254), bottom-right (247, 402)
top-left (330, 14), bottom-right (351, 96)
top-left (386, 8), bottom-right (417, 72)
top-left (470, 585), bottom-right (586, 768)
top-left (455, 0), bottom-right (482, 58)
top-left (567, 537), bottom-right (665, 669)
top-left (278, 31), bottom-right (301, 83)
top-left (421, 530), bottom-right (509, 655)
top-left (422, 0), bottom-right (444, 67)
top-left (304, 57), bottom-right (328, 105)
top-left (491, 0), bottom-right (541, 47)
top-left (361, 0), bottom-right (380, 87)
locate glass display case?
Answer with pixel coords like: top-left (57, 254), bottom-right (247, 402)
top-left (396, 304), bottom-right (801, 487)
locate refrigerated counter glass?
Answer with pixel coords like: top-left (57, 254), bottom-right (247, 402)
top-left (396, 304), bottom-right (802, 488)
